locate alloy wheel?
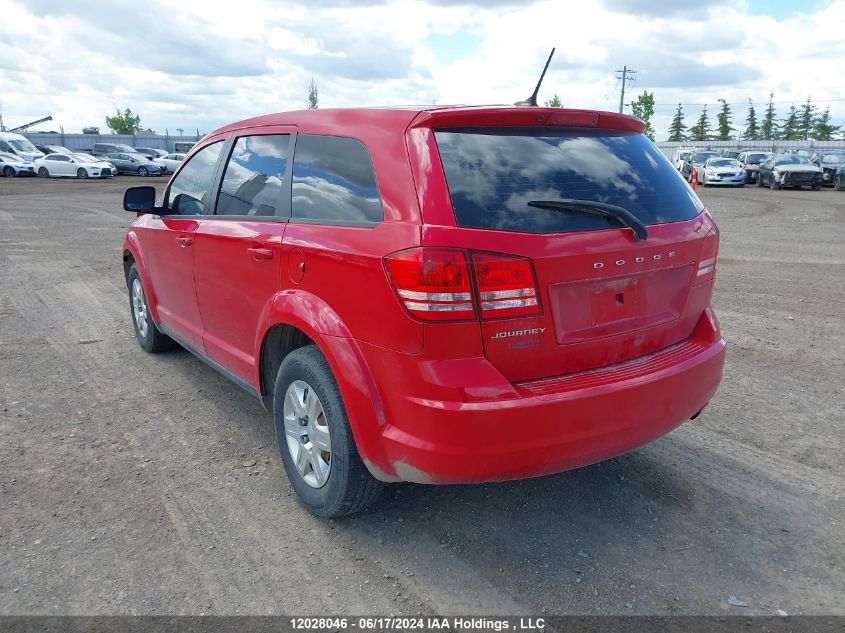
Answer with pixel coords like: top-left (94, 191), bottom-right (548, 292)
top-left (131, 278), bottom-right (149, 338)
top-left (283, 380), bottom-right (332, 488)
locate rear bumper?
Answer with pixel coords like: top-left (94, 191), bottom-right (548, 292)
top-left (367, 310), bottom-right (726, 484)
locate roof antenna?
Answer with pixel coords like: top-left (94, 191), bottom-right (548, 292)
top-left (515, 47), bottom-right (555, 107)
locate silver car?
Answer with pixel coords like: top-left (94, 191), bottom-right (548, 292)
top-left (701, 157), bottom-right (746, 187)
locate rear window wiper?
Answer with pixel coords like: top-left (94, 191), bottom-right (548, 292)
top-left (527, 199), bottom-right (649, 241)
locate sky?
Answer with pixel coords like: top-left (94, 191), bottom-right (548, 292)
top-left (0, 0), bottom-right (843, 140)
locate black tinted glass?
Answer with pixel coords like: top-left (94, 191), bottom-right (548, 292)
top-left (166, 141), bottom-right (223, 215)
top-left (434, 128), bottom-right (704, 234)
top-left (291, 135), bottom-right (382, 224)
top-left (218, 135), bottom-right (290, 217)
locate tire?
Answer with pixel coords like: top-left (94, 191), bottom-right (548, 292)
top-left (769, 175), bottom-right (780, 190)
top-left (274, 345), bottom-right (382, 518)
top-left (835, 175), bottom-right (842, 190)
top-left (37, 167), bottom-right (49, 178)
top-left (77, 168), bottom-right (88, 179)
top-left (3, 166), bottom-right (14, 178)
top-left (127, 264), bottom-right (176, 353)
top-left (812, 183), bottom-right (821, 191)
top-left (137, 166), bottom-right (148, 177)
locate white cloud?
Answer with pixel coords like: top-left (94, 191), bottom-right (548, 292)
top-left (0, 0), bottom-right (842, 139)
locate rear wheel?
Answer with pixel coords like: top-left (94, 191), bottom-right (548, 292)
top-left (37, 167), bottom-right (49, 178)
top-left (137, 166), bottom-right (148, 177)
top-left (2, 166), bottom-right (14, 178)
top-left (76, 168), bottom-right (88, 179)
top-left (273, 345), bottom-right (382, 518)
top-left (127, 265), bottom-right (176, 353)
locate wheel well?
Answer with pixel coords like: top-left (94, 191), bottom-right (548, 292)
top-left (260, 324), bottom-right (314, 405)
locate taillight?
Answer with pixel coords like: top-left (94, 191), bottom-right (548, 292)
top-left (471, 253), bottom-right (540, 319)
top-left (384, 248), bottom-right (475, 321)
top-left (385, 248), bottom-right (541, 322)
top-left (696, 224), bottom-right (719, 284)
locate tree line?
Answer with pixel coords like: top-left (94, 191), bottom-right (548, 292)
top-left (662, 93), bottom-right (841, 143)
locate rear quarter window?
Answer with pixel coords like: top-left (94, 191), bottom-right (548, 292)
top-left (434, 127), bottom-right (703, 234)
top-left (291, 134), bottom-right (382, 225)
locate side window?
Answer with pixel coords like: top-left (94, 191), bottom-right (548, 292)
top-left (53, 155), bottom-right (69, 162)
top-left (165, 141), bottom-right (223, 216)
top-left (0, 141), bottom-right (11, 152)
top-left (217, 135), bottom-right (290, 217)
top-left (291, 134), bottom-right (382, 225)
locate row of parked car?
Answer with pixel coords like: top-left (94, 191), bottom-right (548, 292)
top-left (672, 146), bottom-right (845, 190)
top-left (0, 132), bottom-right (190, 179)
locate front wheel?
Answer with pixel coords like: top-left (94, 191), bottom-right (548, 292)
top-left (37, 167), bottom-right (49, 178)
top-left (274, 345), bottom-right (382, 518)
top-left (137, 166), bottom-right (148, 177)
top-left (3, 166), bottom-right (14, 178)
top-left (127, 265), bottom-right (176, 353)
top-left (769, 175), bottom-right (780, 190)
top-left (835, 175), bottom-right (842, 190)
top-left (77, 168), bottom-right (88, 179)
top-left (811, 182), bottom-right (821, 191)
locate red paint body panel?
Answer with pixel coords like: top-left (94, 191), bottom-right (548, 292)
top-left (122, 105), bottom-right (726, 485)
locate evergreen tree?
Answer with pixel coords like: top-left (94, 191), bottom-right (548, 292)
top-left (544, 94), bottom-right (563, 107)
top-left (811, 106), bottom-right (841, 141)
top-left (307, 78), bottom-right (319, 110)
top-left (780, 105), bottom-right (800, 140)
top-left (761, 91), bottom-right (778, 140)
top-left (743, 99), bottom-right (759, 140)
top-left (716, 98), bottom-right (735, 140)
top-left (630, 91), bottom-right (656, 140)
top-left (689, 105), bottom-right (711, 141)
top-left (798, 96), bottom-right (816, 140)
top-left (667, 103), bottom-right (687, 142)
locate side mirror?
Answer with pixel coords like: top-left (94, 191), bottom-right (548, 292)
top-left (123, 186), bottom-right (157, 213)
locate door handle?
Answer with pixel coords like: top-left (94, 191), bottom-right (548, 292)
top-left (247, 247), bottom-right (274, 261)
top-left (176, 236), bottom-right (193, 247)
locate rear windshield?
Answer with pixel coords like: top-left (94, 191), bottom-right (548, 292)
top-left (434, 127), bottom-right (703, 234)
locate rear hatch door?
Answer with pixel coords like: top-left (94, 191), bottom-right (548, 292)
top-left (431, 124), bottom-right (714, 382)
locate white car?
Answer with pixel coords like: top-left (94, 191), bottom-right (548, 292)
top-left (34, 153), bottom-right (116, 178)
top-left (0, 151), bottom-right (37, 177)
top-left (158, 152), bottom-right (186, 174)
top-left (701, 157), bottom-right (746, 187)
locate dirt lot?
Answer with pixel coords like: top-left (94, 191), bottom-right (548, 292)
top-left (0, 176), bottom-right (843, 616)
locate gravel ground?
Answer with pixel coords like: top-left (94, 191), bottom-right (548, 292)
top-left (0, 176), bottom-right (842, 616)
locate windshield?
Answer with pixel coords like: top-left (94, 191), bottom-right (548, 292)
top-left (693, 152), bottom-right (717, 162)
top-left (747, 153), bottom-right (768, 163)
top-left (775, 156), bottom-right (812, 166)
top-left (709, 159), bottom-right (740, 168)
top-left (72, 153), bottom-right (98, 162)
top-left (821, 154), bottom-right (845, 164)
top-left (434, 127), bottom-right (703, 235)
top-left (8, 138), bottom-right (39, 153)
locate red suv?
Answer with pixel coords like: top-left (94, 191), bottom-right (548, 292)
top-left (122, 106), bottom-right (726, 517)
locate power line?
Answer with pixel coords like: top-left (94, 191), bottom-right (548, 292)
top-left (615, 66), bottom-right (637, 114)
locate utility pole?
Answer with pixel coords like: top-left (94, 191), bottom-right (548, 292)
top-left (615, 66), bottom-right (637, 114)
